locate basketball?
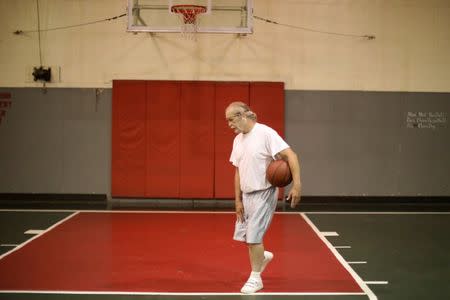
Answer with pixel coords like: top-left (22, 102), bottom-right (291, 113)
top-left (266, 160), bottom-right (292, 187)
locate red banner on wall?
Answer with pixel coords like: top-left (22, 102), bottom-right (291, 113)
top-left (0, 94), bottom-right (12, 124)
top-left (0, 92), bottom-right (12, 99)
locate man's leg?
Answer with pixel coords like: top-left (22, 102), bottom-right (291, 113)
top-left (241, 243), bottom-right (265, 294)
top-left (248, 243), bottom-right (265, 272)
top-left (248, 243), bottom-right (274, 273)
top-left (240, 187), bottom-right (277, 294)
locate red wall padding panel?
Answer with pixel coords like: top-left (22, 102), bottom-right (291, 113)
top-left (146, 82), bottom-right (181, 197)
top-left (112, 80), bottom-right (284, 199)
top-left (179, 82), bottom-right (215, 198)
top-left (250, 82), bottom-right (285, 138)
top-left (112, 81), bottom-right (147, 197)
top-left (214, 82), bottom-right (250, 198)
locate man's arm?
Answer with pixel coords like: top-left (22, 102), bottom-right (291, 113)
top-left (234, 167), bottom-right (244, 222)
top-left (277, 148), bottom-right (302, 208)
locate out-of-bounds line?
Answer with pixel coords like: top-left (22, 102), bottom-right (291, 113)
top-left (0, 212), bottom-right (80, 261)
top-left (0, 290), bottom-right (367, 296)
top-left (301, 213), bottom-right (378, 300)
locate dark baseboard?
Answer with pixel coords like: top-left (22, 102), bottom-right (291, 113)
top-left (300, 196), bottom-right (450, 203)
top-left (0, 194), bottom-right (448, 211)
top-left (0, 193), bottom-right (107, 201)
top-left (0, 193), bottom-right (108, 209)
top-left (111, 196), bottom-right (450, 212)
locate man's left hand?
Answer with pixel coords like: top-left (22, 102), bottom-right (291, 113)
top-left (286, 185), bottom-right (301, 208)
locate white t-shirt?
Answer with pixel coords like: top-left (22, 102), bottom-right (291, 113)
top-left (229, 123), bottom-right (289, 193)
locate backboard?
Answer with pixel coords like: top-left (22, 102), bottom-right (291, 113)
top-left (127, 0), bottom-right (253, 34)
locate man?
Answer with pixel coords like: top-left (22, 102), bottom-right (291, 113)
top-left (225, 101), bottom-right (301, 294)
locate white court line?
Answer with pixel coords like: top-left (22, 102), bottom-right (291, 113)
top-left (348, 261), bottom-right (367, 264)
top-left (1, 209), bottom-right (449, 214)
top-left (0, 212), bottom-right (80, 261)
top-left (1, 209), bottom-right (236, 214)
top-left (305, 211), bottom-right (450, 215)
top-left (365, 281), bottom-right (389, 285)
top-left (0, 244), bottom-right (19, 247)
top-left (25, 230), bottom-right (45, 235)
top-left (335, 246), bottom-right (352, 249)
top-left (301, 213), bottom-right (378, 300)
top-left (321, 231), bottom-right (339, 236)
top-left (0, 290), bottom-right (367, 296)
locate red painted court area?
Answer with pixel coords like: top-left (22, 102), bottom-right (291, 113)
top-left (0, 212), bottom-right (363, 294)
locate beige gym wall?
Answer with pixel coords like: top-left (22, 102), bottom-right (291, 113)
top-left (0, 0), bottom-right (449, 91)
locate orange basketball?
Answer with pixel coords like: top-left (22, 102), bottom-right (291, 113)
top-left (266, 160), bottom-right (292, 187)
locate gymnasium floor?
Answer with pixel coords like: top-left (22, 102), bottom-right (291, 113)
top-left (0, 207), bottom-right (449, 300)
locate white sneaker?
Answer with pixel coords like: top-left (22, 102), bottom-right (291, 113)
top-left (261, 251), bottom-right (274, 273)
top-left (241, 277), bottom-right (263, 294)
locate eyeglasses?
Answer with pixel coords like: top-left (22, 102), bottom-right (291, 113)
top-left (226, 113), bottom-right (242, 123)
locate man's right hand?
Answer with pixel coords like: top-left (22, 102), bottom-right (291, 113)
top-left (235, 201), bottom-right (244, 223)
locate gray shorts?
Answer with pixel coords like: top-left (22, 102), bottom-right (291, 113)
top-left (233, 187), bottom-right (278, 244)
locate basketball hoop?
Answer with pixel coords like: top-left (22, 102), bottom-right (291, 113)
top-left (171, 4), bottom-right (207, 39)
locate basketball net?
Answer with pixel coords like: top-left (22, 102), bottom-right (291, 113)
top-left (171, 5), bottom-right (206, 40)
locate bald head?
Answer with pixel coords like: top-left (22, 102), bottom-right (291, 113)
top-left (225, 101), bottom-right (257, 134)
top-left (225, 102), bottom-right (257, 121)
